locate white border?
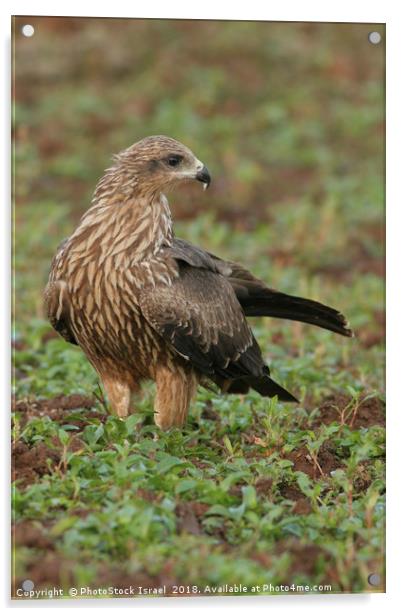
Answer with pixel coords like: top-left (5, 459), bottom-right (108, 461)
top-left (2, 1), bottom-right (401, 613)
top-left (0, 1), bottom-right (392, 22)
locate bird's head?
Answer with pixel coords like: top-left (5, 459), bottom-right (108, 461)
top-left (113, 135), bottom-right (211, 196)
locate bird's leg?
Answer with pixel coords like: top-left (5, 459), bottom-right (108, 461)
top-left (101, 376), bottom-right (131, 418)
top-left (154, 366), bottom-right (197, 430)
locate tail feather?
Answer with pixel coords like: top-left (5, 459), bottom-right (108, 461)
top-left (225, 374), bottom-right (298, 402)
top-left (232, 282), bottom-right (353, 337)
top-left (247, 375), bottom-right (299, 402)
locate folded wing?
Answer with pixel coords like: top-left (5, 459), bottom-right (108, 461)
top-left (140, 262), bottom-right (297, 401)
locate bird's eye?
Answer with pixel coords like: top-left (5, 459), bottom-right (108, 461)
top-left (166, 155), bottom-right (183, 167)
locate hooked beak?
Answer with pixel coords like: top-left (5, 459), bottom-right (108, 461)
top-left (195, 165), bottom-right (211, 190)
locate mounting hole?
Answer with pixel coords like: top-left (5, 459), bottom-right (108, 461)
top-left (21, 24), bottom-right (35, 37)
top-left (368, 31), bottom-right (381, 45)
top-left (368, 573), bottom-right (381, 586)
top-left (22, 579), bottom-right (35, 591)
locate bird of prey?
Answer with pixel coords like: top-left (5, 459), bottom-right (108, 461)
top-left (45, 136), bottom-right (352, 430)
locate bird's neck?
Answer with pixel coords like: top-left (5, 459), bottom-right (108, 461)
top-left (68, 184), bottom-right (173, 265)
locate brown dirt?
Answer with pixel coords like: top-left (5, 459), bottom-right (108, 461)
top-left (175, 502), bottom-right (202, 535)
top-left (252, 540), bottom-right (329, 579)
top-left (12, 510), bottom-right (182, 596)
top-left (69, 508), bottom-right (91, 519)
top-left (14, 521), bottom-right (54, 551)
top-left (13, 394), bottom-right (105, 428)
top-left (287, 543), bottom-right (328, 577)
top-left (359, 330), bottom-right (384, 349)
top-left (13, 393), bottom-right (96, 413)
top-left (175, 501), bottom-right (210, 535)
top-left (255, 477), bottom-right (274, 496)
top-left (95, 561), bottom-right (180, 594)
top-left (311, 393), bottom-right (385, 429)
top-left (13, 554), bottom-right (76, 594)
top-left (135, 488), bottom-right (162, 503)
top-left (280, 484), bottom-right (312, 514)
top-left (12, 441), bottom-right (60, 488)
top-left (13, 556), bottom-right (183, 598)
top-left (352, 461), bottom-right (378, 494)
top-left (358, 310), bottom-right (385, 349)
top-left (228, 483), bottom-right (244, 498)
top-left (190, 458), bottom-right (213, 471)
top-left (285, 441), bottom-right (342, 480)
top-left (12, 432), bottom-right (85, 488)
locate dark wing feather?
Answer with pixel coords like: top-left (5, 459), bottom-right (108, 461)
top-left (163, 238), bottom-right (352, 338)
top-left (140, 263), bottom-right (298, 402)
top-left (140, 265), bottom-right (263, 381)
top-left (162, 238), bottom-right (232, 276)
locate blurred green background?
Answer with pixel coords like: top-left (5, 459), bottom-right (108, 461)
top-left (14, 18), bottom-right (384, 334)
top-left (12, 17), bottom-right (385, 596)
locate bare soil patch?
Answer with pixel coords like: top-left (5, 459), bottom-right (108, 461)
top-left (13, 394), bottom-right (104, 428)
top-left (12, 441), bottom-right (60, 488)
top-left (286, 441), bottom-right (342, 480)
top-left (311, 393), bottom-right (385, 429)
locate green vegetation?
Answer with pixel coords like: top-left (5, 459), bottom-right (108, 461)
top-left (12, 18), bottom-right (384, 596)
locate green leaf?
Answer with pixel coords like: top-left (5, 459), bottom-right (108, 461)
top-left (156, 454), bottom-right (185, 474)
top-left (57, 428), bottom-right (70, 446)
top-left (175, 479), bottom-right (198, 495)
top-left (242, 485), bottom-right (257, 509)
top-left (50, 516), bottom-right (79, 537)
top-left (82, 423), bottom-right (104, 446)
